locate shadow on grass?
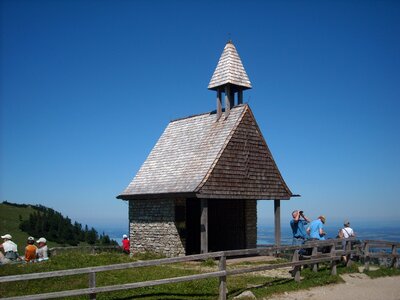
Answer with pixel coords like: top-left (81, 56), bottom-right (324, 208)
top-left (228, 277), bottom-right (292, 299)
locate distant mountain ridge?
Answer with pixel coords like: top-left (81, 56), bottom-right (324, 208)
top-left (0, 201), bottom-right (117, 248)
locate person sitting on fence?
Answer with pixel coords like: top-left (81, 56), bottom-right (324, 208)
top-left (24, 236), bottom-right (37, 262)
top-left (306, 215), bottom-right (327, 240)
top-left (290, 210), bottom-right (310, 245)
top-left (122, 234), bottom-right (130, 254)
top-left (0, 234), bottom-right (19, 264)
top-left (36, 237), bottom-right (49, 261)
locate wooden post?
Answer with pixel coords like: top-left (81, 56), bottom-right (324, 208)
top-left (89, 272), bottom-right (96, 299)
top-left (312, 246), bottom-right (318, 272)
top-left (330, 244), bottom-right (337, 276)
top-left (390, 244), bottom-right (397, 268)
top-left (218, 253), bottom-right (227, 300)
top-left (224, 85), bottom-right (230, 118)
top-left (364, 242), bottom-right (370, 271)
top-left (345, 240), bottom-right (352, 267)
top-left (216, 89), bottom-right (222, 120)
top-left (238, 89), bottom-right (243, 105)
top-left (200, 199), bottom-right (208, 254)
top-left (274, 200), bottom-right (281, 247)
top-left (291, 250), bottom-right (301, 282)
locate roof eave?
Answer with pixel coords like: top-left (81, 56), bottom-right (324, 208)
top-left (116, 192), bottom-right (197, 201)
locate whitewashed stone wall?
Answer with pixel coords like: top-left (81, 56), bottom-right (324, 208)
top-left (129, 199), bottom-right (185, 257)
top-left (245, 200), bottom-right (257, 248)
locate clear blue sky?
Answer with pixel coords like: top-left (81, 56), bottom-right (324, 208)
top-left (1, 0), bottom-right (399, 231)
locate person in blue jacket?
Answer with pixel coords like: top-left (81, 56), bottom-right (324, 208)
top-left (290, 210), bottom-right (311, 245)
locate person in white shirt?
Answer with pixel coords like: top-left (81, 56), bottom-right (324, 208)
top-left (338, 220), bottom-right (355, 263)
top-left (0, 234), bottom-right (19, 264)
top-left (339, 220), bottom-right (355, 238)
top-left (36, 237), bottom-right (49, 261)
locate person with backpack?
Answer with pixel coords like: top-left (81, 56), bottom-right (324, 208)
top-left (338, 220), bottom-right (355, 238)
top-left (338, 220), bottom-right (355, 263)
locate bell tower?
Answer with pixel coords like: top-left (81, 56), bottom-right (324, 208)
top-left (208, 41), bottom-right (252, 119)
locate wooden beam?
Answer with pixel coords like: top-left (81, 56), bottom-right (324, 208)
top-left (201, 199), bottom-right (208, 253)
top-left (274, 199), bottom-right (281, 246)
top-left (224, 85), bottom-right (230, 118)
top-left (238, 89), bottom-right (243, 104)
top-left (216, 90), bottom-right (222, 120)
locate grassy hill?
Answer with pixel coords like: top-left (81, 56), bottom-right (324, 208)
top-left (0, 201), bottom-right (115, 250)
top-left (0, 202), bottom-right (50, 251)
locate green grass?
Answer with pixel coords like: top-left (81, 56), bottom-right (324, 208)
top-left (0, 203), bottom-right (38, 249)
top-left (2, 252), bottom-right (390, 299)
top-left (364, 266), bottom-right (400, 278)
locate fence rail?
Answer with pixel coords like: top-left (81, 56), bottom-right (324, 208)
top-left (1, 238), bottom-right (398, 300)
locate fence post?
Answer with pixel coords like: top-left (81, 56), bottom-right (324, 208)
top-left (364, 242), bottom-right (370, 271)
top-left (390, 244), bottom-right (397, 268)
top-left (89, 272), bottom-right (96, 300)
top-left (291, 250), bottom-right (301, 282)
top-left (218, 253), bottom-right (227, 300)
top-left (330, 243), bottom-right (337, 276)
top-left (312, 246), bottom-right (318, 272)
top-left (345, 240), bottom-right (352, 267)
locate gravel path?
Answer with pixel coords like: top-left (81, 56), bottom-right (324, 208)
top-left (267, 273), bottom-right (400, 300)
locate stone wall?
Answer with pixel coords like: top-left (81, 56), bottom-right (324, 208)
top-left (129, 199), bottom-right (185, 257)
top-left (245, 199), bottom-right (257, 248)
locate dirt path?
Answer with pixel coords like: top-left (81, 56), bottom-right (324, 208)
top-left (266, 273), bottom-right (400, 300)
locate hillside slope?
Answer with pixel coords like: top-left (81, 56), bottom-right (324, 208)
top-left (0, 202), bottom-right (116, 250)
top-left (0, 202), bottom-right (45, 251)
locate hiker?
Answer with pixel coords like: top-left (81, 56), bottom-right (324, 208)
top-left (338, 220), bottom-right (355, 263)
top-left (24, 236), bottom-right (37, 262)
top-left (122, 234), bottom-right (130, 254)
top-left (290, 210), bottom-right (310, 245)
top-left (338, 220), bottom-right (355, 239)
top-left (36, 237), bottom-right (49, 261)
top-left (306, 215), bottom-right (327, 240)
top-left (0, 234), bottom-right (19, 264)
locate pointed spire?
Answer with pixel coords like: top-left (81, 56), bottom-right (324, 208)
top-left (208, 41), bottom-right (252, 91)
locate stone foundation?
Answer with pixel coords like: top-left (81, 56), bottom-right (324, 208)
top-left (129, 199), bottom-right (185, 257)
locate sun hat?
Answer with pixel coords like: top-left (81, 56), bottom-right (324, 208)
top-left (37, 237), bottom-right (47, 243)
top-left (319, 215), bottom-right (326, 223)
top-left (123, 234), bottom-right (128, 239)
top-left (27, 236), bottom-right (35, 241)
top-left (1, 234), bottom-right (12, 239)
top-left (344, 220), bottom-right (350, 226)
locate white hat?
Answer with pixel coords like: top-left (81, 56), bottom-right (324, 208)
top-left (28, 236), bottom-right (35, 241)
top-left (122, 234), bottom-right (128, 239)
top-left (1, 234), bottom-right (12, 239)
top-left (37, 237), bottom-right (47, 243)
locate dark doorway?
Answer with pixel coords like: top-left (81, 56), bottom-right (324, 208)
top-left (185, 198), bottom-right (246, 254)
top-left (208, 199), bottom-right (246, 251)
top-left (185, 198), bottom-right (200, 255)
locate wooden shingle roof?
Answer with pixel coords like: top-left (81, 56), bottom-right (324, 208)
top-left (117, 104), bottom-right (292, 200)
top-left (208, 41), bottom-right (252, 91)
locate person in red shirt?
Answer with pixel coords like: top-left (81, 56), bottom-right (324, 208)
top-left (122, 234), bottom-right (130, 254)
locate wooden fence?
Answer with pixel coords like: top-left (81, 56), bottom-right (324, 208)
top-left (1, 238), bottom-right (399, 300)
